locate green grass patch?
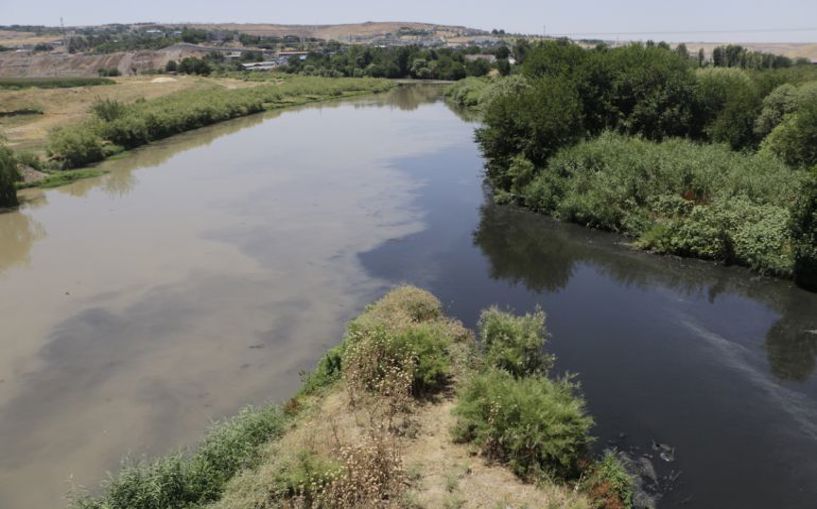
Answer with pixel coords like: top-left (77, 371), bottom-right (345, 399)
top-left (71, 406), bottom-right (286, 509)
top-left (0, 77), bottom-right (115, 89)
top-left (16, 168), bottom-right (106, 189)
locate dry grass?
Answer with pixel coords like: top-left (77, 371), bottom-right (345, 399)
top-left (0, 75), bottom-right (258, 152)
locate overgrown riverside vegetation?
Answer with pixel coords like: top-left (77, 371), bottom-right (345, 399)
top-left (41, 76), bottom-right (393, 170)
top-left (71, 287), bottom-right (633, 509)
top-left (447, 39), bottom-right (817, 291)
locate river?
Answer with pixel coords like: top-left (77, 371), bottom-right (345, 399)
top-left (0, 86), bottom-right (816, 508)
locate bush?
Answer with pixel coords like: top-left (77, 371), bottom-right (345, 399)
top-left (583, 452), bottom-right (634, 509)
top-left (73, 406), bottom-right (285, 509)
top-left (91, 98), bottom-right (127, 121)
top-left (478, 307), bottom-right (553, 377)
top-left (98, 67), bottom-right (122, 77)
top-left (791, 170), bottom-right (817, 290)
top-left (452, 368), bottom-right (594, 479)
top-left (46, 126), bottom-right (107, 169)
top-left (444, 77), bottom-right (490, 109)
top-left (0, 144), bottom-right (20, 208)
top-left (523, 132), bottom-right (802, 275)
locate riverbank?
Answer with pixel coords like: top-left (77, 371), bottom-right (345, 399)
top-left (70, 286), bottom-right (631, 509)
top-left (0, 74), bottom-right (395, 194)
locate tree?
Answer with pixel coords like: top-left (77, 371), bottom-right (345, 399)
top-left (762, 96), bottom-right (817, 167)
top-left (0, 143), bottom-right (19, 208)
top-left (476, 76), bottom-right (584, 190)
top-left (165, 59), bottom-right (177, 73)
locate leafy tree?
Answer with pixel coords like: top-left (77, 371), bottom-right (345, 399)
top-left (0, 143), bottom-right (19, 208)
top-left (165, 59), bottom-right (177, 73)
top-left (695, 68), bottom-right (762, 149)
top-left (762, 95), bottom-right (817, 167)
top-left (476, 76), bottom-right (584, 189)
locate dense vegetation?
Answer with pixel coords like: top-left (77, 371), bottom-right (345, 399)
top-left (281, 45), bottom-right (506, 80)
top-left (454, 39), bottom-right (817, 289)
top-left (44, 77), bottom-right (394, 169)
top-left (72, 287), bottom-right (632, 509)
top-left (0, 77), bottom-right (115, 89)
top-left (0, 143), bottom-right (20, 208)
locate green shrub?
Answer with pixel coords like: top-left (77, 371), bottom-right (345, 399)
top-left (478, 307), bottom-right (553, 377)
top-left (452, 369), bottom-right (593, 480)
top-left (444, 77), bottom-right (490, 109)
top-left (300, 344), bottom-right (345, 395)
top-left (15, 151), bottom-right (44, 171)
top-left (46, 126), bottom-right (107, 169)
top-left (268, 450), bottom-right (341, 502)
top-left (97, 67), bottom-right (122, 77)
top-left (0, 144), bottom-right (20, 207)
top-left (642, 197), bottom-right (793, 275)
top-left (92, 97), bottom-right (127, 121)
top-left (343, 320), bottom-right (452, 400)
top-left (72, 406), bottom-right (285, 509)
top-left (791, 170), bottom-right (817, 290)
top-left (583, 452), bottom-right (634, 509)
top-left (523, 132), bottom-right (802, 275)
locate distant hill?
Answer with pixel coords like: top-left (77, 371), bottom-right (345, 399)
top-left (186, 21), bottom-right (487, 41)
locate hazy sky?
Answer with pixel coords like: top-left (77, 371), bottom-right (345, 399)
top-left (4, 0), bottom-right (817, 42)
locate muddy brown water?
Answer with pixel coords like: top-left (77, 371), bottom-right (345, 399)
top-left (1, 86), bottom-right (816, 508)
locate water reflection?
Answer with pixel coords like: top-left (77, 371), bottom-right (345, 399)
top-left (0, 211), bottom-right (45, 274)
top-left (474, 199), bottom-right (817, 381)
top-left (766, 300), bottom-right (817, 382)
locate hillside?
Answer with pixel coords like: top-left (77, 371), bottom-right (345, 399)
top-left (188, 21), bottom-right (486, 41)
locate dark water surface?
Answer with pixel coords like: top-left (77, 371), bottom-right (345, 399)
top-left (1, 86), bottom-right (816, 508)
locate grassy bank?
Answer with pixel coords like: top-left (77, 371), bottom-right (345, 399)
top-left (454, 40), bottom-right (817, 290)
top-left (71, 287), bottom-right (632, 509)
top-left (44, 76), bottom-right (394, 170)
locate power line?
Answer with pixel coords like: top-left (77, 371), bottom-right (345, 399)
top-left (549, 27), bottom-right (817, 37)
